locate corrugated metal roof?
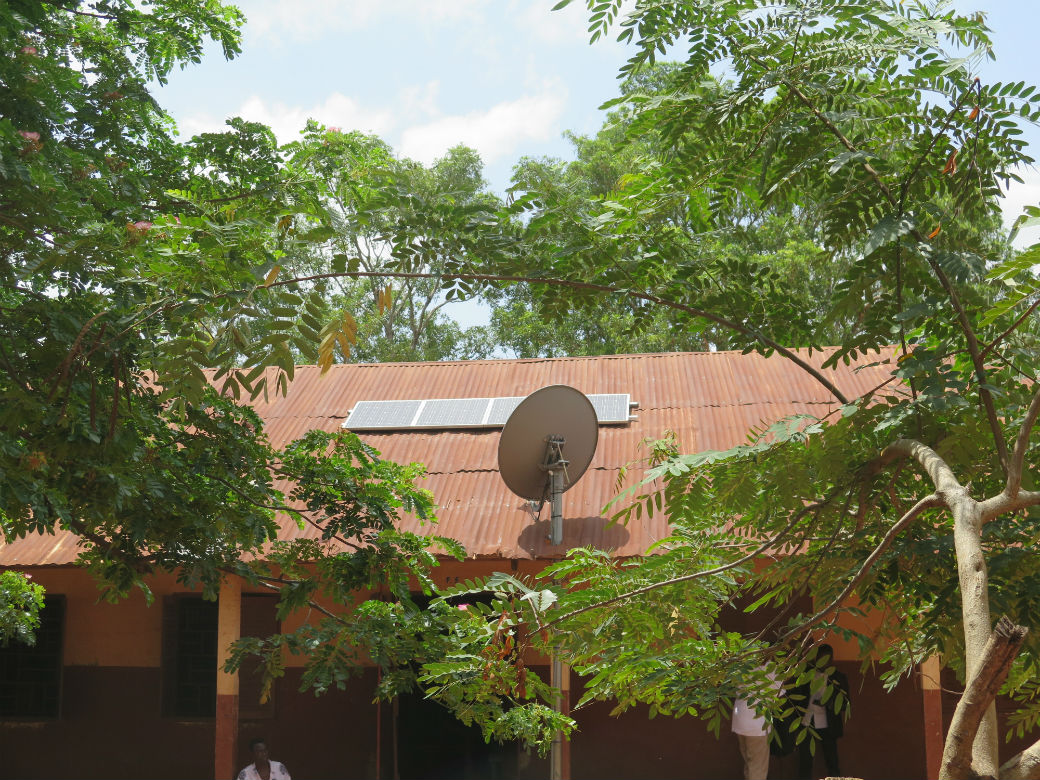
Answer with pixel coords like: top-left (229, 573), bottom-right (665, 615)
top-left (0, 349), bottom-right (898, 566)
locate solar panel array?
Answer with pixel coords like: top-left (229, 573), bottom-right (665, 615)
top-left (343, 393), bottom-right (633, 430)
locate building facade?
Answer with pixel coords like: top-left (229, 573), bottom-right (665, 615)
top-left (0, 351), bottom-right (957, 779)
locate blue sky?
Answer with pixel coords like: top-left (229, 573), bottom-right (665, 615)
top-left (157, 1), bottom-right (631, 194)
top-left (155, 1), bottom-right (1040, 326)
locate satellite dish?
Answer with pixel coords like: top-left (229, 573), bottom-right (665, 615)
top-left (498, 385), bottom-right (599, 546)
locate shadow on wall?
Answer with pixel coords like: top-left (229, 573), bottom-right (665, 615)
top-left (516, 514), bottom-right (630, 557)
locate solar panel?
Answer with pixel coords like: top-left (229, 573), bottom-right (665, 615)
top-left (343, 393), bottom-right (632, 430)
top-left (590, 394), bottom-right (631, 423)
top-left (415, 398), bottom-right (492, 428)
top-left (343, 400), bottom-right (422, 429)
top-left (486, 396), bottom-right (524, 426)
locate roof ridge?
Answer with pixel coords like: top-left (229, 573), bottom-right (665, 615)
top-left (282, 346), bottom-right (857, 371)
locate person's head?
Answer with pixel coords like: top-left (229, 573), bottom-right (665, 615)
top-left (249, 738), bottom-right (269, 764)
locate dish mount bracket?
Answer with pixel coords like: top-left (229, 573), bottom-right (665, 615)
top-left (539, 435), bottom-right (570, 546)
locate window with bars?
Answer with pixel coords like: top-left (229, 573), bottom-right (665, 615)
top-left (0, 596), bottom-right (64, 719)
top-left (162, 596), bottom-right (218, 718)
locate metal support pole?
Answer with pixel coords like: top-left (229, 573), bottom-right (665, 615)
top-left (542, 435), bottom-right (568, 547)
top-left (550, 657), bottom-right (571, 780)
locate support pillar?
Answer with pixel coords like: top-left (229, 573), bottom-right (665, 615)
top-left (215, 579), bottom-right (242, 780)
top-left (922, 655), bottom-right (944, 780)
top-left (550, 659), bottom-right (571, 780)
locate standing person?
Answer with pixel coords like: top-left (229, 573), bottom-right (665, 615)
top-left (732, 670), bottom-right (781, 780)
top-left (797, 644), bottom-right (849, 780)
top-left (238, 737), bottom-right (292, 780)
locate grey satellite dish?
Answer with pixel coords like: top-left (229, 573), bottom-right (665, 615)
top-left (498, 385), bottom-right (599, 546)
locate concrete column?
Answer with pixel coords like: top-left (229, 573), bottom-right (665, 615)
top-left (922, 655), bottom-right (944, 780)
top-left (215, 579), bottom-right (242, 780)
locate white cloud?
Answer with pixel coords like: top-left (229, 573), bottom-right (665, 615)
top-left (174, 78), bottom-right (569, 163)
top-left (177, 92), bottom-right (395, 144)
top-left (410, 0), bottom-right (486, 26)
top-left (398, 85), bottom-right (568, 165)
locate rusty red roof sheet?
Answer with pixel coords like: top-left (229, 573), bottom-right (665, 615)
top-left (0, 349), bottom-right (897, 566)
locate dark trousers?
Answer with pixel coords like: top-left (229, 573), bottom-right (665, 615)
top-left (798, 729), bottom-right (840, 779)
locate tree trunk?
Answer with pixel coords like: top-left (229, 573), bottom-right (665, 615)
top-left (950, 497), bottom-right (998, 778)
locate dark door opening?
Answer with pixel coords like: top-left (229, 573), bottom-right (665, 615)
top-left (393, 691), bottom-right (546, 780)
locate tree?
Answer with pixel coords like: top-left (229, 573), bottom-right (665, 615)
top-left (0, 571), bottom-right (43, 646)
top-left (0, 0), bottom-right (460, 605)
top-left (488, 65), bottom-right (861, 357)
top-left (0, 0), bottom-right (558, 752)
top-left (13, 2), bottom-right (1040, 775)
top-left (278, 125), bottom-right (496, 363)
top-left (362, 2), bottom-right (1040, 778)
top-left (1, 0), bottom-right (274, 594)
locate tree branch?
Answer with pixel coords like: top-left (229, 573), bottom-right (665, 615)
top-left (978, 490), bottom-right (1040, 524)
top-left (773, 492), bottom-right (944, 645)
top-left (220, 567), bottom-right (346, 624)
top-left (882, 438), bottom-right (965, 496)
top-left (756, 58), bottom-right (1010, 473)
top-left (539, 498), bottom-right (832, 633)
top-left (940, 616), bottom-right (1029, 780)
top-left (271, 269), bottom-right (851, 404)
top-left (980, 295), bottom-right (1040, 361)
top-left (900, 79), bottom-right (979, 206)
top-left (66, 7), bottom-right (119, 20)
top-left (0, 214), bottom-right (60, 246)
top-left (44, 311), bottom-right (108, 400)
top-left (1005, 385), bottom-right (1040, 498)
top-left (1001, 739), bottom-right (1040, 780)
top-left (207, 474), bottom-right (362, 552)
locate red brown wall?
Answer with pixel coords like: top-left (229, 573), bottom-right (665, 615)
top-left (569, 659), bottom-right (926, 780)
top-left (0, 568), bottom-right (382, 780)
top-left (0, 667), bottom-right (379, 779)
top-left (2, 563), bottom-right (939, 780)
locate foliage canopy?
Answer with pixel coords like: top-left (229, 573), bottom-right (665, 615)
top-left (394, 3), bottom-right (1040, 777)
top-left (7, 1), bottom-right (1040, 777)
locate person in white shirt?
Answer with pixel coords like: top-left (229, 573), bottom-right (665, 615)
top-left (732, 670), bottom-right (781, 780)
top-left (238, 737), bottom-right (291, 780)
